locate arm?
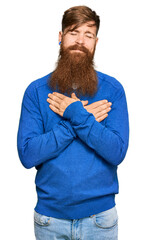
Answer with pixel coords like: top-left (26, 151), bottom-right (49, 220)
top-left (48, 90), bottom-right (129, 166)
top-left (71, 92), bottom-right (112, 122)
top-left (63, 90), bottom-right (129, 166)
top-left (17, 86), bottom-right (76, 169)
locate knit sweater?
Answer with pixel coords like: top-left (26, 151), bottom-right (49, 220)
top-left (17, 71), bottom-right (129, 219)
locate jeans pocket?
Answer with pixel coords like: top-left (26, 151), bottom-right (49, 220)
top-left (34, 211), bottom-right (51, 226)
top-left (93, 207), bottom-right (118, 229)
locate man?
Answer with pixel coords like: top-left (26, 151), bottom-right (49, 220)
top-left (17, 6), bottom-right (129, 240)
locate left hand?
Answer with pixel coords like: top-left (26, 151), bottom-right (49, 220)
top-left (71, 92), bottom-right (112, 122)
top-left (47, 92), bottom-right (79, 117)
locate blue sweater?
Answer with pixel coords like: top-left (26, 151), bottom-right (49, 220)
top-left (17, 71), bottom-right (129, 219)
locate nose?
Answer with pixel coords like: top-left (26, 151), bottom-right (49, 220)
top-left (75, 34), bottom-right (85, 45)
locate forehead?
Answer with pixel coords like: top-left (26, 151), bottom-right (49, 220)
top-left (64, 21), bottom-right (97, 35)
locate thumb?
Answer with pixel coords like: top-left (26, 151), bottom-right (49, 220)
top-left (71, 93), bottom-right (88, 106)
top-left (81, 100), bottom-right (88, 106)
top-left (71, 92), bottom-right (79, 100)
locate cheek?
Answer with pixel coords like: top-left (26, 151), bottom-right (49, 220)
top-left (63, 37), bottom-right (75, 48)
top-left (84, 44), bottom-right (94, 53)
top-left (86, 42), bottom-right (96, 53)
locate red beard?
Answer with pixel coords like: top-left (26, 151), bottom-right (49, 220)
top-left (49, 43), bottom-right (98, 97)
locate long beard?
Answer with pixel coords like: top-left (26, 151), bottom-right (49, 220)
top-left (49, 44), bottom-right (98, 97)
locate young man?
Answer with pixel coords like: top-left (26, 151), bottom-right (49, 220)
top-left (17, 6), bottom-right (129, 240)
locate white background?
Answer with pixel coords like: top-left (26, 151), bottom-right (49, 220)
top-left (0, 0), bottom-right (145, 239)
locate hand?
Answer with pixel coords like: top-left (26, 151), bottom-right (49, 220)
top-left (71, 93), bottom-right (112, 122)
top-left (71, 93), bottom-right (88, 107)
top-left (84, 100), bottom-right (112, 122)
top-left (47, 92), bottom-right (79, 117)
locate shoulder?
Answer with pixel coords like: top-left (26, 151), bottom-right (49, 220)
top-left (97, 71), bottom-right (125, 100)
top-left (22, 73), bottom-right (52, 106)
top-left (25, 73), bottom-right (52, 96)
top-left (97, 71), bottom-right (124, 91)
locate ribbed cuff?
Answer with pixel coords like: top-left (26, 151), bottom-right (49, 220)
top-left (63, 101), bottom-right (94, 125)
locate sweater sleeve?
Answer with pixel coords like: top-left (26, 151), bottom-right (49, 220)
top-left (17, 86), bottom-right (76, 169)
top-left (63, 88), bottom-right (129, 166)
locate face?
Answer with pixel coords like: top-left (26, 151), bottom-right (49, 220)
top-left (59, 21), bottom-right (98, 55)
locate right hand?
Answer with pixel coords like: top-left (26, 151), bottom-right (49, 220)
top-left (71, 93), bottom-right (112, 122)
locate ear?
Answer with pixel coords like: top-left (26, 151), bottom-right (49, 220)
top-left (95, 37), bottom-right (99, 46)
top-left (58, 31), bottom-right (63, 44)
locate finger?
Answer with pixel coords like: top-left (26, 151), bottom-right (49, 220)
top-left (85, 103), bottom-right (111, 115)
top-left (86, 100), bottom-right (109, 109)
top-left (47, 98), bottom-right (60, 108)
top-left (71, 93), bottom-right (78, 99)
top-left (71, 93), bottom-right (88, 106)
top-left (49, 104), bottom-right (63, 117)
top-left (51, 92), bottom-right (66, 100)
top-left (88, 102), bottom-right (112, 113)
top-left (82, 100), bottom-right (88, 106)
top-left (96, 113), bottom-right (108, 123)
top-left (48, 93), bottom-right (63, 105)
top-left (94, 107), bottom-right (111, 118)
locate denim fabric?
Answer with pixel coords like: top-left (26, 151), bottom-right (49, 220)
top-left (34, 206), bottom-right (118, 240)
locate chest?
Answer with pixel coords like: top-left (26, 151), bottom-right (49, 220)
top-left (37, 83), bottom-right (113, 133)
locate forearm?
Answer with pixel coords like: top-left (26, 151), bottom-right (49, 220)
top-left (72, 117), bottom-right (128, 165)
top-left (17, 120), bottom-right (76, 169)
top-left (63, 101), bottom-right (129, 166)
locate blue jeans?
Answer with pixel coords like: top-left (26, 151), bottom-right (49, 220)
top-left (34, 207), bottom-right (118, 240)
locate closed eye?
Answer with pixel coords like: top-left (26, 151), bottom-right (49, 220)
top-left (85, 32), bottom-right (95, 39)
top-left (86, 34), bottom-right (93, 39)
top-left (69, 31), bottom-right (78, 36)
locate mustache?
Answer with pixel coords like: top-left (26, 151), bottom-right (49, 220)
top-left (66, 45), bottom-right (89, 54)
